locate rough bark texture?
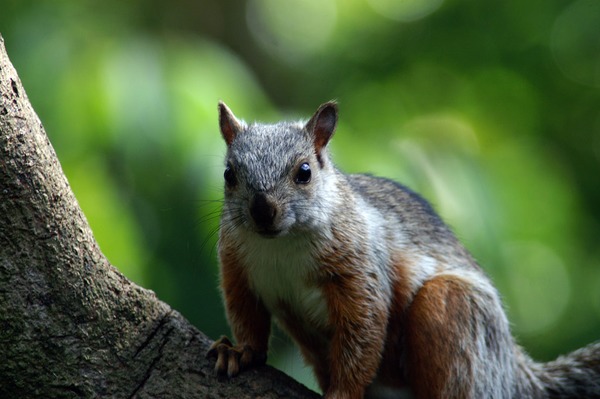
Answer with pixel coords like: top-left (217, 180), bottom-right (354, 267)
top-left (0, 35), bottom-right (320, 399)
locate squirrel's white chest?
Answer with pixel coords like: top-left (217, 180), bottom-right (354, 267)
top-left (240, 236), bottom-right (329, 328)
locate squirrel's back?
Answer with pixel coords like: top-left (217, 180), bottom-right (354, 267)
top-left (345, 173), bottom-right (479, 271)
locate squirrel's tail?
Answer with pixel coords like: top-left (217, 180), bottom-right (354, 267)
top-left (536, 341), bottom-right (600, 398)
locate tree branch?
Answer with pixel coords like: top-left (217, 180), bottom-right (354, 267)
top-left (0, 34), bottom-right (319, 399)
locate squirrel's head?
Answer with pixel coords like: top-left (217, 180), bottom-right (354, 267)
top-left (218, 101), bottom-right (338, 239)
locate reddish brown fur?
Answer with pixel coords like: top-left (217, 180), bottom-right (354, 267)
top-left (375, 253), bottom-right (415, 389)
top-left (219, 244), bottom-right (271, 353)
top-left (314, 225), bottom-right (389, 398)
top-left (405, 275), bottom-right (475, 399)
top-left (321, 279), bottom-right (386, 399)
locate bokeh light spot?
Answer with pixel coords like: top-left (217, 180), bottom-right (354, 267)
top-left (367, 0), bottom-right (444, 22)
top-left (247, 0), bottom-right (337, 62)
top-left (503, 242), bottom-right (570, 335)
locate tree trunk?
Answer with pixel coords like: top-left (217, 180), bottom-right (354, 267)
top-left (0, 34), bottom-right (319, 399)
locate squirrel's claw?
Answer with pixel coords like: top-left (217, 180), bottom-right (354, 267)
top-left (206, 336), bottom-right (266, 378)
top-left (206, 335), bottom-right (232, 359)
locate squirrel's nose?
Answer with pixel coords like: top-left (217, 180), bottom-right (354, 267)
top-left (249, 192), bottom-right (278, 230)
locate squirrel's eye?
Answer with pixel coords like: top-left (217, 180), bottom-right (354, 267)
top-left (224, 165), bottom-right (236, 186)
top-left (295, 162), bottom-right (311, 184)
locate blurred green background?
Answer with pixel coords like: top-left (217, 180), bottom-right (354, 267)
top-left (2, 0), bottom-right (599, 391)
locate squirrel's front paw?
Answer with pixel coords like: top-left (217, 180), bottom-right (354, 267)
top-left (206, 336), bottom-right (267, 378)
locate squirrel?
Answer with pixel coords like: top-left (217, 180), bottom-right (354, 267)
top-left (206, 101), bottom-right (600, 399)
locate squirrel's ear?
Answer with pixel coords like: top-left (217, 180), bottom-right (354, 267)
top-left (218, 101), bottom-right (243, 146)
top-left (305, 101), bottom-right (338, 155)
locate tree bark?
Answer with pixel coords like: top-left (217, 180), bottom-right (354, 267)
top-left (0, 34), bottom-right (319, 399)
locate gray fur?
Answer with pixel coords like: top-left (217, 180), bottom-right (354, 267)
top-left (227, 120), bottom-right (316, 192)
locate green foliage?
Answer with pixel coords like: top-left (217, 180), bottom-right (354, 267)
top-left (2, 0), bottom-right (599, 390)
